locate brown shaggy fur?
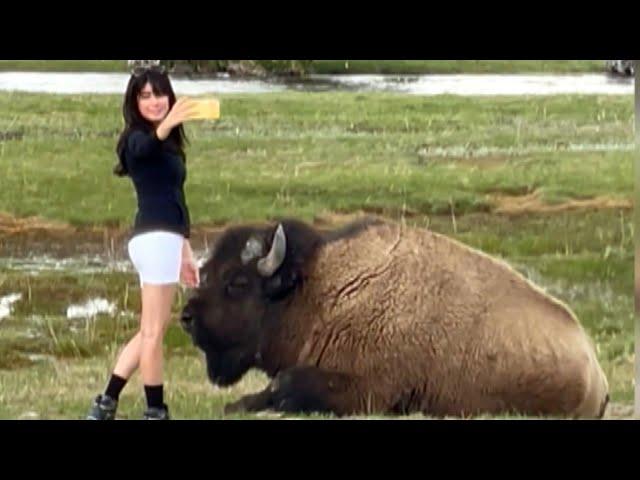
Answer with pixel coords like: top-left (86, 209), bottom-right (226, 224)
top-left (257, 220), bottom-right (609, 418)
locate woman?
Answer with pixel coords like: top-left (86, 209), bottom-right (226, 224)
top-left (87, 65), bottom-right (199, 420)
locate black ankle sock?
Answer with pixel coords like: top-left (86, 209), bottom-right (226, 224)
top-left (104, 374), bottom-right (127, 400)
top-left (144, 385), bottom-right (164, 409)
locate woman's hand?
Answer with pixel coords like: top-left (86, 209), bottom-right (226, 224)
top-left (156, 97), bottom-right (197, 140)
top-left (180, 239), bottom-right (200, 288)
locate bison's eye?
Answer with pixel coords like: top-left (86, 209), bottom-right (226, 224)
top-left (225, 274), bottom-right (250, 298)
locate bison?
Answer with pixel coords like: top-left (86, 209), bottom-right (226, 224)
top-left (180, 216), bottom-right (609, 418)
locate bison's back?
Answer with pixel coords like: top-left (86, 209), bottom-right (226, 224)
top-left (291, 220), bottom-right (607, 417)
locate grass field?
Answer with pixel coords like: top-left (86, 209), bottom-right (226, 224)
top-left (0, 60), bottom-right (608, 74)
top-left (0, 90), bottom-right (634, 419)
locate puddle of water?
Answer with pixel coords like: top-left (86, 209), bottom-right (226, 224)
top-left (0, 293), bottom-right (22, 320)
top-left (0, 252), bottom-right (208, 275)
top-left (309, 74), bottom-right (634, 96)
top-left (21, 327), bottom-right (44, 339)
top-left (17, 411), bottom-right (40, 420)
top-left (66, 298), bottom-right (116, 319)
top-left (513, 263), bottom-right (628, 312)
top-left (417, 142), bottom-right (635, 159)
top-left (0, 72), bottom-right (287, 95)
top-left (25, 353), bottom-right (53, 363)
top-left (0, 255), bottom-right (132, 274)
top-left (0, 72), bottom-right (633, 96)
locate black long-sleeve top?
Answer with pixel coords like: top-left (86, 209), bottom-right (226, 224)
top-left (123, 129), bottom-right (191, 239)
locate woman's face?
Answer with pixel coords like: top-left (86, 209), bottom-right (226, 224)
top-left (137, 82), bottom-right (170, 125)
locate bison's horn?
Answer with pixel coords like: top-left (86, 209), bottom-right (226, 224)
top-left (257, 224), bottom-right (286, 277)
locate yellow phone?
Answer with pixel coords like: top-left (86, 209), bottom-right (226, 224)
top-left (188, 98), bottom-right (220, 120)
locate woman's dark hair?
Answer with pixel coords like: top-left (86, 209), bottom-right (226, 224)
top-left (113, 68), bottom-right (188, 176)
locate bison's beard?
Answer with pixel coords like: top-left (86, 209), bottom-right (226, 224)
top-left (205, 348), bottom-right (255, 387)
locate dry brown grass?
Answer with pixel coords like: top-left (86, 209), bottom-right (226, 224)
top-left (490, 191), bottom-right (633, 216)
top-left (0, 212), bottom-right (70, 235)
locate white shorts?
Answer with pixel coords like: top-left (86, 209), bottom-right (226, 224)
top-left (127, 231), bottom-right (184, 286)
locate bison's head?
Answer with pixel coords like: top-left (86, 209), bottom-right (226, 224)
top-left (180, 220), bottom-right (322, 386)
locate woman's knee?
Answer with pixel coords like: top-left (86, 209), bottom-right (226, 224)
top-left (140, 324), bottom-right (165, 344)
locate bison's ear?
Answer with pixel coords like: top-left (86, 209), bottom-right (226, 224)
top-left (263, 267), bottom-right (300, 301)
top-left (257, 224), bottom-right (287, 277)
top-left (241, 236), bottom-right (265, 265)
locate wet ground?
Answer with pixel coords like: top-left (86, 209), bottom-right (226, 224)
top-left (0, 72), bottom-right (633, 96)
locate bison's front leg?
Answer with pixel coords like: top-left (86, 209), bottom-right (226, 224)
top-left (224, 366), bottom-right (367, 417)
top-left (224, 388), bottom-right (274, 414)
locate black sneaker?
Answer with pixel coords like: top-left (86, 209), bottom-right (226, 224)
top-left (143, 404), bottom-right (170, 420)
top-left (86, 394), bottom-right (118, 420)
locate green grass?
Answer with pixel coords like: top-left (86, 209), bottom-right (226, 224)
top-left (0, 90), bottom-right (634, 419)
top-left (0, 60), bottom-right (608, 74)
top-left (0, 92), bottom-right (633, 225)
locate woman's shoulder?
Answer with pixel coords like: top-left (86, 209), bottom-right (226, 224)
top-left (125, 127), bottom-right (155, 145)
top-left (123, 127), bottom-right (163, 160)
